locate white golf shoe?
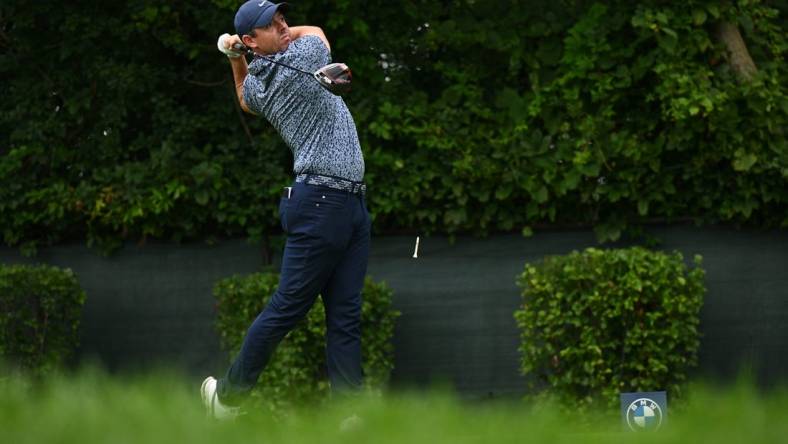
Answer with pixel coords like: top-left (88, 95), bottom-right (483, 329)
top-left (200, 376), bottom-right (241, 420)
top-left (339, 413), bottom-right (363, 432)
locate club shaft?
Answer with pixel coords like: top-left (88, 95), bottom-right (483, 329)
top-left (232, 43), bottom-right (312, 75)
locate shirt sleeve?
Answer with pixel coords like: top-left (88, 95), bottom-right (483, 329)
top-left (291, 35), bottom-right (331, 71)
top-left (242, 74), bottom-right (265, 114)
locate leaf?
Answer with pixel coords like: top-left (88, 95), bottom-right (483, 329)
top-left (638, 200), bottom-right (649, 216)
top-left (534, 186), bottom-right (549, 204)
top-left (495, 185), bottom-right (513, 200)
top-left (194, 190), bottom-right (210, 206)
top-left (739, 15), bottom-right (754, 34)
top-left (594, 223), bottom-right (621, 243)
top-left (657, 33), bottom-right (679, 54)
top-left (692, 9), bottom-right (707, 26)
top-left (732, 152), bottom-right (758, 172)
top-left (662, 27), bottom-right (678, 39)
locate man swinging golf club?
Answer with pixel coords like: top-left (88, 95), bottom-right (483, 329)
top-left (202, 0), bottom-right (370, 420)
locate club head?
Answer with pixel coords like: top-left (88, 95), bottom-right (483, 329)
top-left (314, 63), bottom-right (352, 96)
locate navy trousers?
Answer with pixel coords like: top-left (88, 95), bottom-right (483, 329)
top-left (217, 180), bottom-right (371, 404)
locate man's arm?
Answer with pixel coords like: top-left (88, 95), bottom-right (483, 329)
top-left (229, 56), bottom-right (254, 115)
top-left (220, 34), bottom-right (255, 115)
top-left (289, 26), bottom-right (331, 52)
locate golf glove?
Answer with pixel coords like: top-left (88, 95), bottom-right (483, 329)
top-left (217, 33), bottom-right (243, 58)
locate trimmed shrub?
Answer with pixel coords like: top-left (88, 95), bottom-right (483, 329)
top-left (514, 247), bottom-right (705, 409)
top-left (213, 272), bottom-right (399, 410)
top-left (0, 264), bottom-right (87, 376)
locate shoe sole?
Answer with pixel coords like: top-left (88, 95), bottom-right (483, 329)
top-left (200, 377), bottom-right (215, 417)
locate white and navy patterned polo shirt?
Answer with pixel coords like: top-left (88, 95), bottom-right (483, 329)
top-left (243, 35), bottom-right (365, 182)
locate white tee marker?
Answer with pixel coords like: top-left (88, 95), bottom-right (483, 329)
top-left (412, 236), bottom-right (420, 259)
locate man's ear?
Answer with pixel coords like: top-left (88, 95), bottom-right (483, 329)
top-left (241, 34), bottom-right (257, 48)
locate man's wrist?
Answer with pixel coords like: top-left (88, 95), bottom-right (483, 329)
top-left (218, 33), bottom-right (244, 58)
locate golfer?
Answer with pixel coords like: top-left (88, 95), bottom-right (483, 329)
top-left (202, 0), bottom-right (370, 419)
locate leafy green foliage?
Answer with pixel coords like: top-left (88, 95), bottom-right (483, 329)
top-left (0, 264), bottom-right (86, 376)
top-left (213, 272), bottom-right (399, 410)
top-left (514, 247), bottom-right (705, 409)
top-left (0, 0), bottom-right (289, 255)
top-left (1, 1), bottom-right (786, 252)
top-left (363, 0), bottom-right (787, 241)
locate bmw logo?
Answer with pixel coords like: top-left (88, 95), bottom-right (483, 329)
top-left (626, 398), bottom-right (663, 431)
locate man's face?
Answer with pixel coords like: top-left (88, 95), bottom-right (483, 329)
top-left (243, 12), bottom-right (291, 55)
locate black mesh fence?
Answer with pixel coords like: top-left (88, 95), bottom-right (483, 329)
top-left (1, 226), bottom-right (786, 396)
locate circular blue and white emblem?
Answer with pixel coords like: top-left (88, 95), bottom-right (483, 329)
top-left (626, 398), bottom-right (663, 431)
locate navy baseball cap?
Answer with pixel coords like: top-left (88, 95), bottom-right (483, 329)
top-left (234, 1), bottom-right (289, 36)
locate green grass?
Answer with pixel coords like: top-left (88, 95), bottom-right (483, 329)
top-left (1, 368), bottom-right (786, 444)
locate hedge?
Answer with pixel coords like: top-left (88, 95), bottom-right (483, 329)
top-left (213, 272), bottom-right (399, 410)
top-left (0, 264), bottom-right (87, 376)
top-left (514, 247), bottom-right (705, 409)
top-left (1, 1), bottom-right (786, 254)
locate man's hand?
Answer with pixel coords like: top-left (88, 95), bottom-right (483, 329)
top-left (217, 33), bottom-right (244, 58)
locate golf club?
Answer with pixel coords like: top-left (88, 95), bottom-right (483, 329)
top-left (232, 43), bottom-right (352, 96)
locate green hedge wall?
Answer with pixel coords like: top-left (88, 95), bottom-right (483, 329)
top-left (0, 264), bottom-right (86, 376)
top-left (515, 247), bottom-right (705, 409)
top-left (1, 1), bottom-right (786, 253)
top-left (213, 272), bottom-right (399, 410)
